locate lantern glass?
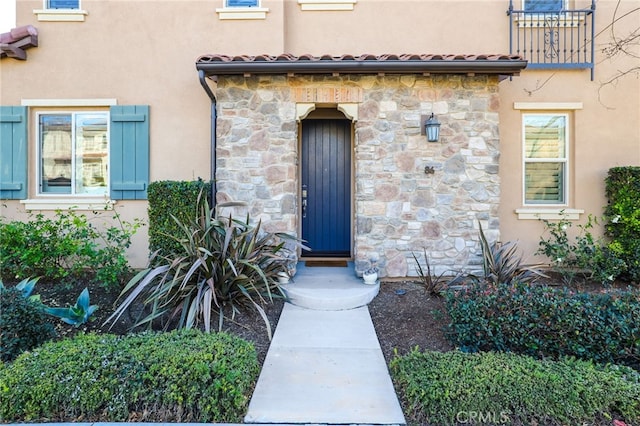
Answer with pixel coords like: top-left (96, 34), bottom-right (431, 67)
top-left (425, 114), bottom-right (441, 142)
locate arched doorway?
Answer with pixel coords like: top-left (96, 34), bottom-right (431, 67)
top-left (299, 108), bottom-right (353, 258)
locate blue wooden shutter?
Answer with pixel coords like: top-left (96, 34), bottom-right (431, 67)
top-left (110, 105), bottom-right (149, 200)
top-left (0, 106), bottom-right (28, 200)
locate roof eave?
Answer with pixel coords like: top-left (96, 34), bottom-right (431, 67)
top-left (195, 59), bottom-right (528, 77)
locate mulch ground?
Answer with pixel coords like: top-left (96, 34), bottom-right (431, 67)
top-left (25, 273), bottom-right (634, 364)
top-left (36, 277), bottom-right (451, 365)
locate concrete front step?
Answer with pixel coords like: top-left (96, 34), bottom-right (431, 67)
top-left (281, 262), bottom-right (379, 311)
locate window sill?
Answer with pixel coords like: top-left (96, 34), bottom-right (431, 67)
top-left (33, 9), bottom-right (88, 22)
top-left (216, 7), bottom-right (269, 20)
top-left (21, 198), bottom-right (115, 211)
top-left (515, 208), bottom-right (584, 220)
top-left (514, 102), bottom-right (583, 110)
top-left (298, 0), bottom-right (357, 11)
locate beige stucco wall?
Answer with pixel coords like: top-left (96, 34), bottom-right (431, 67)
top-left (2, 0), bottom-right (639, 272)
top-left (498, 0), bottom-right (640, 261)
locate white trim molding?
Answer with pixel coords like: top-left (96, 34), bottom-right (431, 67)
top-left (514, 102), bottom-right (583, 110)
top-left (296, 103), bottom-right (316, 122)
top-left (22, 98), bottom-right (117, 107)
top-left (515, 208), bottom-right (584, 220)
top-left (337, 103), bottom-right (358, 122)
top-left (21, 198), bottom-right (115, 211)
top-left (216, 7), bottom-right (269, 20)
top-left (295, 102), bottom-right (358, 122)
top-left (33, 9), bottom-right (88, 22)
top-left (298, 0), bottom-right (357, 11)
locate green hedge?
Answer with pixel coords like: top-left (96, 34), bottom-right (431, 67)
top-left (445, 282), bottom-right (640, 368)
top-left (0, 287), bottom-right (56, 362)
top-left (390, 350), bottom-right (640, 426)
top-left (605, 166), bottom-right (640, 282)
top-left (0, 330), bottom-right (259, 423)
top-left (147, 180), bottom-right (212, 260)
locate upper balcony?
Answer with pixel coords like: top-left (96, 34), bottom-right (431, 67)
top-left (507, 0), bottom-right (595, 79)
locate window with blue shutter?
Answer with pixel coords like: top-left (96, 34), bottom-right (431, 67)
top-left (0, 106), bottom-right (28, 200)
top-left (109, 105), bottom-right (149, 200)
top-left (47, 0), bottom-right (80, 9)
top-left (226, 0), bottom-right (259, 7)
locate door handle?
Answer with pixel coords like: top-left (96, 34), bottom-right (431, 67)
top-left (302, 184), bottom-right (308, 218)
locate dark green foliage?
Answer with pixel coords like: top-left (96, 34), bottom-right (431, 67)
top-left (106, 198), bottom-right (302, 339)
top-left (445, 282), bottom-right (640, 368)
top-left (0, 330), bottom-right (259, 423)
top-left (147, 179), bottom-right (212, 260)
top-left (0, 209), bottom-right (139, 289)
top-left (605, 166), bottom-right (640, 282)
top-left (390, 349), bottom-right (640, 426)
top-left (538, 214), bottom-right (626, 285)
top-left (0, 286), bottom-right (56, 362)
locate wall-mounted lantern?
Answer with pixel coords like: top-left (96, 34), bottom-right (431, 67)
top-left (424, 113), bottom-right (441, 142)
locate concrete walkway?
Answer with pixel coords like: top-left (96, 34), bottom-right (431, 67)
top-left (244, 264), bottom-right (406, 425)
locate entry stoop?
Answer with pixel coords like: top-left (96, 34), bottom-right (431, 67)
top-left (281, 261), bottom-right (379, 310)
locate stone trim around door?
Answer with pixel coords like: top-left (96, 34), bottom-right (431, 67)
top-left (296, 103), bottom-right (358, 122)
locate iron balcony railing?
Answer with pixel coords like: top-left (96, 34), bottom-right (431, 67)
top-left (507, 0), bottom-right (595, 79)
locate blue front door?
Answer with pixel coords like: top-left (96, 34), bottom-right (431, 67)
top-left (301, 119), bottom-right (351, 257)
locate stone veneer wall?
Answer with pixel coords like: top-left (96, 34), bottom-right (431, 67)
top-left (215, 74), bottom-right (502, 277)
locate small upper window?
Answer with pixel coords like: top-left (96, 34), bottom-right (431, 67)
top-left (225, 0), bottom-right (259, 6)
top-left (46, 0), bottom-right (80, 9)
top-left (523, 0), bottom-right (564, 12)
top-left (217, 0), bottom-right (267, 19)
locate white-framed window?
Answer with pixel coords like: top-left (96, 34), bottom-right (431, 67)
top-left (35, 0), bottom-right (86, 22)
top-left (37, 111), bottom-right (109, 196)
top-left (225, 0), bottom-right (259, 6)
top-left (2, 103), bottom-right (148, 207)
top-left (522, 113), bottom-right (569, 205)
top-left (45, 0), bottom-right (80, 9)
top-left (217, 0), bottom-right (268, 19)
top-left (522, 0), bottom-right (565, 12)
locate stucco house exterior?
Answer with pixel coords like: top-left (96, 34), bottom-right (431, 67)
top-left (1, 0), bottom-right (638, 277)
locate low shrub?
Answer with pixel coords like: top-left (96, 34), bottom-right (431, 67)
top-left (538, 214), bottom-right (626, 285)
top-left (390, 349), bottom-right (640, 426)
top-left (445, 282), bottom-right (640, 368)
top-left (0, 209), bottom-right (140, 289)
top-left (0, 330), bottom-right (259, 423)
top-left (0, 286), bottom-right (56, 362)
